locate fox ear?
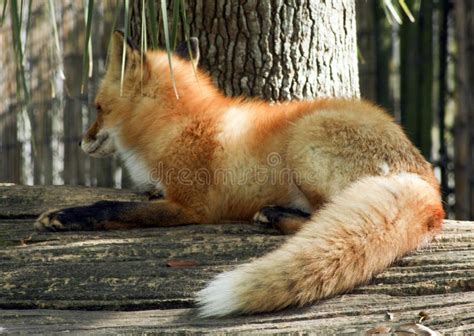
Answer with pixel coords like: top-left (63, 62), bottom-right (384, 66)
top-left (107, 30), bottom-right (142, 77)
top-left (175, 37), bottom-right (200, 65)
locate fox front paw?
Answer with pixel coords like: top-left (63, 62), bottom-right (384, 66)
top-left (34, 209), bottom-right (66, 232)
top-left (34, 205), bottom-right (101, 232)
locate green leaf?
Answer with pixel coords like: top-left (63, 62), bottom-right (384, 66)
top-left (180, 0), bottom-right (198, 77)
top-left (399, 0), bottom-right (415, 23)
top-left (140, 0), bottom-right (147, 94)
top-left (22, 0), bottom-right (32, 52)
top-left (170, 0), bottom-right (180, 50)
top-left (19, 0), bottom-right (22, 26)
top-left (383, 0), bottom-right (402, 24)
top-left (0, 0), bottom-right (8, 27)
top-left (105, 0), bottom-right (122, 69)
top-left (120, 0), bottom-right (130, 97)
top-left (10, 0), bottom-right (29, 101)
top-left (81, 0), bottom-right (94, 94)
top-left (10, 0), bottom-right (36, 154)
top-left (160, 0), bottom-right (179, 99)
top-left (381, 1), bottom-right (393, 25)
top-left (357, 46), bottom-right (366, 65)
top-left (47, 0), bottom-right (65, 80)
top-left (146, 0), bottom-right (158, 49)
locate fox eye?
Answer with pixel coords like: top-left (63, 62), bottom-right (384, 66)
top-left (96, 104), bottom-right (102, 111)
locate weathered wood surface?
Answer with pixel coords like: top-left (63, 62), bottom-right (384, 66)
top-left (0, 185), bottom-right (473, 334)
top-left (0, 185), bottom-right (146, 219)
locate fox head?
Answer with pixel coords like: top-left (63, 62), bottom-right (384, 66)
top-left (80, 31), bottom-right (200, 158)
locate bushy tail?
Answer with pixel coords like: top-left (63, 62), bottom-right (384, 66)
top-left (197, 173), bottom-right (444, 317)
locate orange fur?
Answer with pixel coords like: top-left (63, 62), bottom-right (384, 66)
top-left (36, 32), bottom-right (444, 316)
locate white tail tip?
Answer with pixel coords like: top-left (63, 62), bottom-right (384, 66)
top-left (196, 269), bottom-right (245, 317)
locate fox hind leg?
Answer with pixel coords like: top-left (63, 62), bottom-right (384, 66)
top-left (253, 205), bottom-right (311, 235)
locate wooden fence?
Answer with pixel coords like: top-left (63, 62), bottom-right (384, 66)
top-left (0, 1), bottom-right (132, 188)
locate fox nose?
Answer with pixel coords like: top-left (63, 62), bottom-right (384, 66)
top-left (78, 140), bottom-right (82, 147)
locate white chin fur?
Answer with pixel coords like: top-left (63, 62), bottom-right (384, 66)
top-left (196, 269), bottom-right (245, 317)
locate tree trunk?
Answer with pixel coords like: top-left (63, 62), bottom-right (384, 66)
top-left (131, 0), bottom-right (360, 101)
top-left (455, 0), bottom-right (474, 219)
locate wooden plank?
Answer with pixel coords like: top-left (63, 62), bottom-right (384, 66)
top-left (0, 218), bottom-right (473, 311)
top-left (0, 185), bottom-right (473, 334)
top-left (0, 221), bottom-right (282, 310)
top-left (1, 293), bottom-right (473, 334)
top-left (0, 185), bottom-right (146, 218)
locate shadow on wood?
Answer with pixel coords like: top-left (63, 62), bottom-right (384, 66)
top-left (0, 185), bottom-right (473, 334)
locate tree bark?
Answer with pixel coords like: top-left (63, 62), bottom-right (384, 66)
top-left (131, 0), bottom-right (360, 101)
top-left (455, 0), bottom-right (474, 219)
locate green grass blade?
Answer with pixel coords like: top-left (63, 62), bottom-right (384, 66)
top-left (180, 0), bottom-right (198, 77)
top-left (381, 1), bottom-right (393, 25)
top-left (120, 0), bottom-right (130, 97)
top-left (10, 0), bottom-right (29, 101)
top-left (383, 0), bottom-right (402, 24)
top-left (49, 47), bottom-right (56, 98)
top-left (105, 0), bottom-right (122, 69)
top-left (19, 0), bottom-right (22, 26)
top-left (156, 8), bottom-right (161, 43)
top-left (357, 46), bottom-right (366, 64)
top-left (146, 0), bottom-right (158, 49)
top-left (87, 23), bottom-right (93, 78)
top-left (81, 0), bottom-right (94, 94)
top-left (10, 0), bottom-right (36, 154)
top-left (140, 0), bottom-right (146, 95)
top-left (160, 0), bottom-right (179, 99)
top-left (47, 0), bottom-right (65, 79)
top-left (0, 0), bottom-right (8, 27)
top-left (398, 0), bottom-right (415, 22)
top-left (143, 8), bottom-right (147, 50)
top-left (170, 0), bottom-right (180, 50)
top-left (22, 0), bottom-right (32, 52)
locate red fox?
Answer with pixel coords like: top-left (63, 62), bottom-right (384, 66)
top-left (35, 32), bottom-right (444, 317)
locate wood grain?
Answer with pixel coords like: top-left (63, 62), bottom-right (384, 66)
top-left (0, 185), bottom-right (473, 334)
